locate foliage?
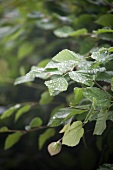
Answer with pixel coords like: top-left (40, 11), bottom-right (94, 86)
top-left (0, 0), bottom-right (113, 169)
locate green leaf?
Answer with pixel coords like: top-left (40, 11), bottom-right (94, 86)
top-left (97, 163), bottom-right (113, 170)
top-left (111, 77), bottom-right (113, 91)
top-left (69, 71), bottom-right (94, 86)
top-left (14, 73), bottom-right (35, 85)
top-left (15, 105), bottom-right (31, 121)
top-left (70, 88), bottom-right (83, 106)
top-left (52, 49), bottom-right (81, 62)
top-left (96, 71), bottom-right (113, 83)
top-left (1, 104), bottom-right (21, 119)
top-left (39, 91), bottom-right (53, 105)
top-left (69, 28), bottom-right (88, 37)
top-left (45, 77), bottom-right (68, 96)
top-left (4, 132), bottom-right (23, 150)
top-left (0, 59), bottom-right (8, 82)
top-left (53, 26), bottom-right (74, 38)
top-left (83, 87), bottom-right (111, 107)
top-left (39, 129), bottom-right (55, 150)
top-left (45, 60), bottom-right (77, 74)
top-left (0, 126), bottom-right (9, 133)
top-left (94, 28), bottom-right (113, 34)
top-left (96, 14), bottom-right (113, 27)
top-left (48, 108), bottom-right (72, 127)
top-left (48, 108), bottom-right (86, 127)
top-left (93, 108), bottom-right (108, 135)
top-left (48, 141), bottom-right (62, 156)
top-left (18, 43), bottom-right (34, 59)
top-left (84, 98), bottom-right (96, 123)
top-left (53, 27), bottom-right (87, 38)
top-left (29, 117), bottom-right (42, 128)
top-left (62, 121), bottom-right (84, 147)
top-left (91, 50), bottom-right (110, 63)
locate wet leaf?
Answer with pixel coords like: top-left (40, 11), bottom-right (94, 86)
top-left (69, 71), bottom-right (94, 86)
top-left (45, 77), bottom-right (68, 96)
top-left (93, 108), bottom-right (108, 135)
top-left (83, 87), bottom-right (111, 107)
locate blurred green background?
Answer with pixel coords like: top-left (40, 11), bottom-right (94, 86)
top-left (0, 0), bottom-right (113, 169)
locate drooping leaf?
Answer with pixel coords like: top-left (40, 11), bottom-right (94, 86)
top-left (83, 87), bottom-right (111, 107)
top-left (39, 91), bottom-right (53, 105)
top-left (62, 121), bottom-right (84, 147)
top-left (1, 104), bottom-right (21, 119)
top-left (15, 105), bottom-right (31, 121)
top-left (39, 129), bottom-right (55, 150)
top-left (0, 126), bottom-right (9, 133)
top-left (52, 49), bottom-right (81, 62)
top-left (93, 108), bottom-right (108, 135)
top-left (48, 141), bottom-right (62, 156)
top-left (69, 71), bottom-right (94, 86)
top-left (45, 77), bottom-right (68, 96)
top-left (4, 132), bottom-right (23, 150)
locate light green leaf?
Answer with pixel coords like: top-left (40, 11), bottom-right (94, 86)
top-left (4, 132), bottom-right (23, 150)
top-left (52, 49), bottom-right (81, 62)
top-left (83, 87), bottom-right (111, 107)
top-left (0, 126), bottom-right (9, 133)
top-left (1, 104), bottom-right (21, 119)
top-left (39, 91), bottom-right (53, 105)
top-left (18, 43), bottom-right (34, 59)
top-left (62, 121), bottom-right (84, 147)
top-left (94, 28), bottom-right (113, 34)
top-left (69, 71), bottom-right (94, 86)
top-left (96, 71), bottom-right (113, 83)
top-left (96, 14), bottom-right (113, 27)
top-left (48, 141), bottom-right (62, 156)
top-left (14, 73), bottom-right (35, 85)
top-left (39, 129), bottom-right (55, 150)
top-left (93, 108), bottom-right (108, 135)
top-left (70, 88), bottom-right (83, 106)
top-left (69, 28), bottom-right (88, 37)
top-left (53, 26), bottom-right (74, 38)
top-left (59, 123), bottom-right (70, 133)
top-left (111, 77), bottom-right (113, 91)
top-left (15, 105), bottom-right (31, 121)
top-left (45, 60), bottom-right (77, 74)
top-left (29, 117), bottom-right (42, 128)
top-left (91, 50), bottom-right (110, 63)
top-left (45, 77), bottom-right (68, 96)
